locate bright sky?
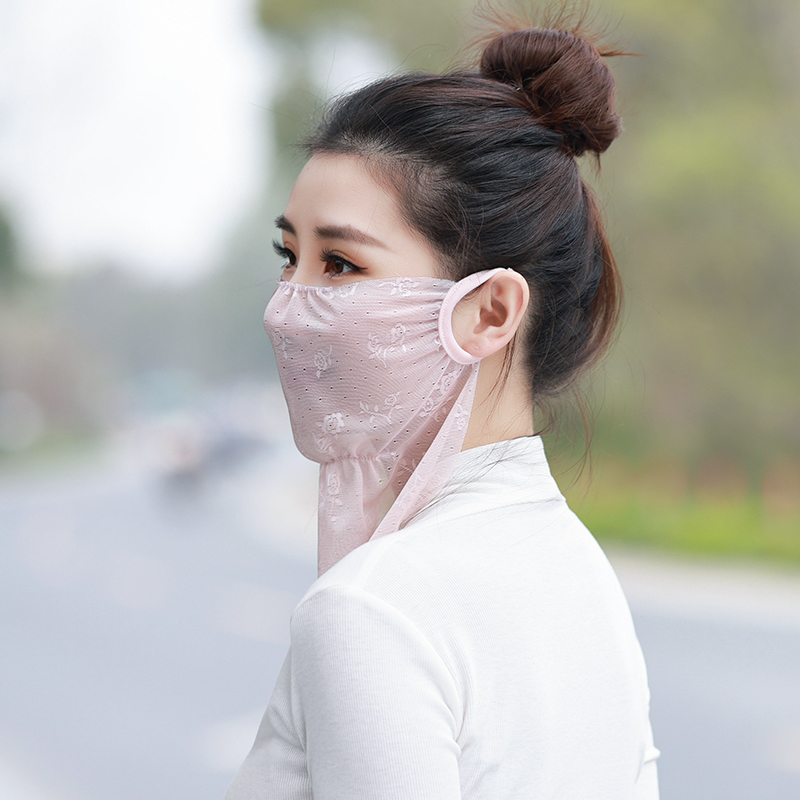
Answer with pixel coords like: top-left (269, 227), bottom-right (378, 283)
top-left (0, 0), bottom-right (275, 281)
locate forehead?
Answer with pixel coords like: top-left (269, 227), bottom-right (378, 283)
top-left (284, 154), bottom-right (403, 233)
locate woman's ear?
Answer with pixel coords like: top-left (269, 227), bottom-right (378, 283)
top-left (451, 270), bottom-right (530, 360)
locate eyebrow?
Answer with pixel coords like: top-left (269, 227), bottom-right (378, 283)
top-left (275, 215), bottom-right (386, 249)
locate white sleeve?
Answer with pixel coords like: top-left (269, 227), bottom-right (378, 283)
top-left (633, 727), bottom-right (661, 800)
top-left (633, 757), bottom-right (659, 800)
top-left (224, 651), bottom-right (312, 800)
top-left (289, 585), bottom-right (463, 800)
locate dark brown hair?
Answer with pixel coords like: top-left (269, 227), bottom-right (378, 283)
top-left (306, 17), bottom-right (623, 408)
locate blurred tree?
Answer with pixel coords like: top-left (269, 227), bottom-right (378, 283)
top-left (593, 0), bottom-right (800, 469)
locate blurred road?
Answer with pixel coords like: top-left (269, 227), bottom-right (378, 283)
top-left (611, 550), bottom-right (800, 799)
top-left (2, 442), bottom-right (799, 800)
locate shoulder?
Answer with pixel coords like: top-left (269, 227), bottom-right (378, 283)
top-left (291, 526), bottom-right (443, 635)
top-left (287, 518), bottom-right (474, 680)
top-left (287, 550), bottom-right (464, 727)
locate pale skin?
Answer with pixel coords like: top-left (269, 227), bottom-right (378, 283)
top-left (275, 153), bottom-right (534, 449)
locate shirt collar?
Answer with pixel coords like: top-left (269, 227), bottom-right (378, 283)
top-left (408, 435), bottom-right (564, 528)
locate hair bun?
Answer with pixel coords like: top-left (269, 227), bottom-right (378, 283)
top-left (479, 27), bottom-right (621, 157)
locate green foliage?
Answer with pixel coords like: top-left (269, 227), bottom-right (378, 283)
top-left (565, 469), bottom-right (800, 565)
top-left (590, 0), bottom-right (800, 465)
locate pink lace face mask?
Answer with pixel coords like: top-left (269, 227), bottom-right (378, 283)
top-left (264, 268), bottom-right (505, 575)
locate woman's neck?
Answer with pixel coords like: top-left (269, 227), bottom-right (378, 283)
top-left (462, 347), bottom-right (534, 450)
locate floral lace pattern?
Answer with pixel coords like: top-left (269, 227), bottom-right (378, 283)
top-left (367, 324), bottom-right (408, 366)
top-left (272, 330), bottom-right (291, 360)
top-left (314, 345), bottom-right (333, 377)
top-left (359, 394), bottom-right (400, 426)
top-left (389, 277), bottom-right (421, 297)
top-left (419, 369), bottom-right (461, 419)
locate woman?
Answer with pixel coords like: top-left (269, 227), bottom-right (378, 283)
top-left (227, 17), bottom-right (660, 800)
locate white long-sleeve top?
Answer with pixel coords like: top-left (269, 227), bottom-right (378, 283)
top-left (226, 436), bottom-right (660, 799)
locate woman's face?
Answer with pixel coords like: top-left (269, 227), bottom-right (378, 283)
top-left (275, 154), bottom-right (442, 286)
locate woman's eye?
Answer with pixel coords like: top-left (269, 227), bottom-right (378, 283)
top-left (322, 251), bottom-right (363, 276)
top-left (272, 240), bottom-right (296, 269)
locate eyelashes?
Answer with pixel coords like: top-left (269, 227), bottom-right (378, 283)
top-left (272, 240), bottom-right (295, 267)
top-left (272, 240), bottom-right (365, 276)
top-left (319, 249), bottom-right (365, 275)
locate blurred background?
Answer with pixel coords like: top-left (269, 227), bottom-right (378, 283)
top-left (1, 0), bottom-right (798, 798)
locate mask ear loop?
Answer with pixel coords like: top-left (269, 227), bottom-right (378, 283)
top-left (438, 268), bottom-right (510, 364)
